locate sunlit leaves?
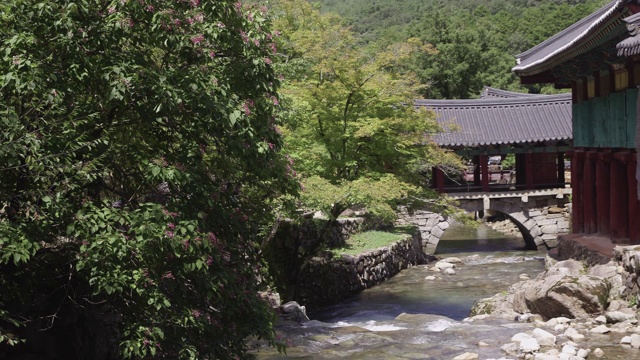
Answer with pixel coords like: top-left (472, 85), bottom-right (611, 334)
top-left (273, 0), bottom-right (462, 219)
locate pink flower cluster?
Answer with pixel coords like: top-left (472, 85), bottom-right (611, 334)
top-left (243, 99), bottom-right (254, 116)
top-left (191, 34), bottom-right (204, 45)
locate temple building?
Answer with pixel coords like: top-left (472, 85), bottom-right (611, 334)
top-left (512, 0), bottom-right (640, 243)
top-left (415, 87), bottom-right (572, 193)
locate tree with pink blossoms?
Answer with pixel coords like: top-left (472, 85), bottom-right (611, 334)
top-left (0, 0), bottom-right (295, 358)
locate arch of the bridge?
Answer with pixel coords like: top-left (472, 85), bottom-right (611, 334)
top-left (397, 196), bottom-right (567, 255)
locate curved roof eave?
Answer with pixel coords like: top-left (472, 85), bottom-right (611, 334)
top-left (512, 0), bottom-right (622, 75)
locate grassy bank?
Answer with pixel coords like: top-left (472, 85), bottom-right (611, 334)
top-left (331, 226), bottom-right (415, 256)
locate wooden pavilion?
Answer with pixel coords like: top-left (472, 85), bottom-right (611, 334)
top-left (415, 87), bottom-right (572, 193)
top-left (512, 0), bottom-right (640, 243)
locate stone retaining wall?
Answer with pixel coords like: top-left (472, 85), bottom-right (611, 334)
top-left (295, 232), bottom-right (424, 308)
top-left (614, 245), bottom-right (640, 299)
top-left (395, 207), bottom-right (450, 254)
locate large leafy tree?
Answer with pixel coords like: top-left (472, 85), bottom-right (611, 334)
top-left (0, 0), bottom-right (296, 358)
top-left (272, 0), bottom-right (462, 221)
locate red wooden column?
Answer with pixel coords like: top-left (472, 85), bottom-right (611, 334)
top-left (525, 153), bottom-right (534, 190)
top-left (557, 152), bottom-right (565, 185)
top-left (572, 150), bottom-right (585, 233)
top-left (479, 155), bottom-right (489, 192)
top-left (611, 152), bottom-right (629, 241)
top-left (628, 153), bottom-right (640, 243)
top-left (583, 151), bottom-right (597, 234)
top-left (596, 150), bottom-right (611, 235)
top-left (435, 167), bottom-right (445, 193)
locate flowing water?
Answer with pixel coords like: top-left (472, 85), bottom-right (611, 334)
top-left (250, 223), bottom-right (626, 359)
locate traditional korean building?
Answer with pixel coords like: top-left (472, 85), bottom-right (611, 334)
top-left (415, 87), bottom-right (572, 193)
top-left (512, 0), bottom-right (640, 243)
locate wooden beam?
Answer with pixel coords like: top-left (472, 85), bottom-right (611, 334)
top-left (610, 155), bottom-right (629, 241)
top-left (480, 155), bottom-right (489, 192)
top-left (629, 153), bottom-right (640, 244)
top-left (596, 150), bottom-right (611, 234)
top-left (583, 151), bottom-right (597, 234)
top-left (572, 150), bottom-right (585, 233)
top-left (525, 153), bottom-right (534, 190)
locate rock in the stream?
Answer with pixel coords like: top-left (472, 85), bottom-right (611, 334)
top-left (501, 342), bottom-right (518, 356)
top-left (605, 310), bottom-right (637, 323)
top-left (589, 324), bottom-right (610, 334)
top-left (435, 261), bottom-right (455, 270)
top-left (532, 328), bottom-right (556, 347)
top-left (631, 333), bottom-right (640, 349)
top-left (443, 268), bottom-right (456, 275)
top-left (564, 327), bottom-right (585, 341)
top-left (594, 315), bottom-right (607, 324)
top-left (561, 344), bottom-right (577, 356)
top-left (441, 257), bottom-right (463, 264)
top-left (470, 259), bottom-right (609, 320)
top-left (524, 274), bottom-right (609, 319)
top-left (519, 337), bottom-right (540, 353)
top-left (453, 352), bottom-right (478, 360)
top-left (593, 348), bottom-right (604, 358)
top-left (280, 301), bottom-right (310, 323)
top-left (577, 348), bottom-right (590, 358)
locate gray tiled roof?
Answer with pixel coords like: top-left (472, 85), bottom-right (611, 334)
top-left (513, 0), bottom-right (623, 76)
top-left (415, 93), bottom-right (572, 147)
top-left (480, 86), bottom-right (542, 99)
top-left (617, 12), bottom-right (640, 56)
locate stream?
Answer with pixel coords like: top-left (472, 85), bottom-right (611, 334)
top-left (250, 224), bottom-right (631, 359)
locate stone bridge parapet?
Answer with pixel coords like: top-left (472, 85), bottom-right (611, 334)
top-left (398, 188), bottom-right (572, 254)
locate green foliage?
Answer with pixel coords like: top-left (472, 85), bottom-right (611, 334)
top-left (272, 0), bottom-right (463, 220)
top-left (315, 0), bottom-right (609, 98)
top-left (0, 0), bottom-right (296, 358)
top-left (501, 154), bottom-right (516, 170)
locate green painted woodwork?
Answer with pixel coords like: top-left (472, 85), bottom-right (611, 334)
top-left (573, 88), bottom-right (637, 148)
top-left (627, 88), bottom-right (637, 147)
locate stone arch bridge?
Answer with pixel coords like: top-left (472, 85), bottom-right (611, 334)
top-left (397, 188), bottom-right (572, 254)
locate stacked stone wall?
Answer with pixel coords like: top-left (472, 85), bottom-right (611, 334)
top-left (395, 207), bottom-right (450, 254)
top-left (614, 245), bottom-right (640, 300)
top-left (485, 196), bottom-right (571, 249)
top-left (295, 233), bottom-right (424, 308)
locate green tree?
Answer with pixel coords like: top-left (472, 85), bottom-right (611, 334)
top-left (272, 0), bottom-right (462, 221)
top-left (0, 1), bottom-right (295, 358)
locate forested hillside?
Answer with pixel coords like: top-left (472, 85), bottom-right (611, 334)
top-left (314, 0), bottom-right (609, 98)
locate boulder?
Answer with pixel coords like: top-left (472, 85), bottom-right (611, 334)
top-left (523, 275), bottom-right (609, 320)
top-left (589, 325), bottom-right (610, 334)
top-left (519, 337), bottom-right (540, 353)
top-left (564, 327), bottom-right (585, 341)
top-left (539, 259), bottom-right (584, 278)
top-left (280, 301), bottom-right (310, 323)
top-left (605, 310), bottom-right (637, 324)
top-left (501, 342), bottom-right (518, 356)
top-left (532, 328), bottom-right (556, 347)
top-left (561, 344), bottom-right (576, 356)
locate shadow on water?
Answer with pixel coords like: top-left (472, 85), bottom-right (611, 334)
top-left (436, 222), bottom-right (532, 255)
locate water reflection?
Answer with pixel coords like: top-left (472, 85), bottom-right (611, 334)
top-left (436, 222), bottom-right (530, 255)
